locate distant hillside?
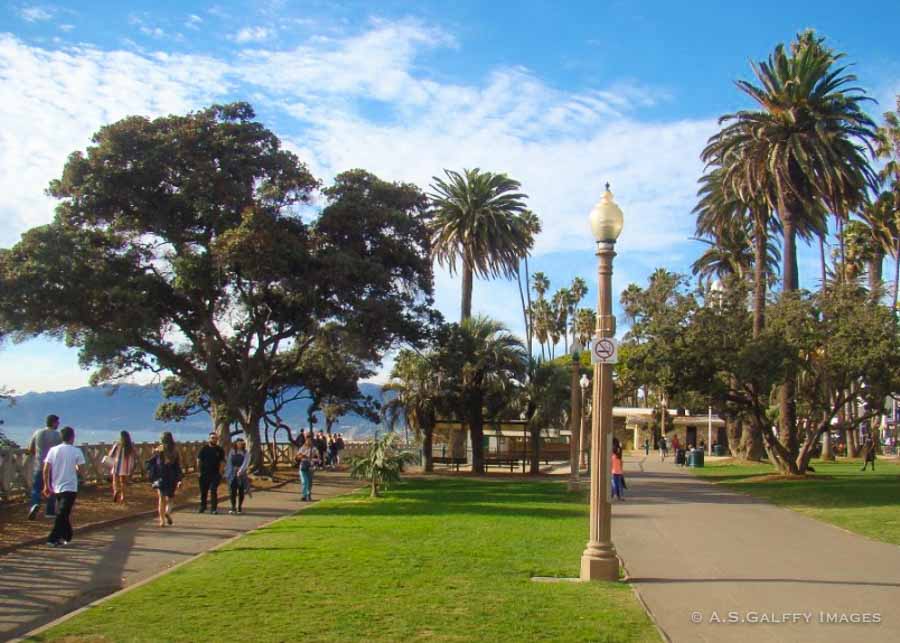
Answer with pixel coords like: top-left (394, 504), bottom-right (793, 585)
top-left (0, 383), bottom-right (386, 439)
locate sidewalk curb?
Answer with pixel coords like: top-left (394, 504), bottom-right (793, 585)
top-left (15, 478), bottom-right (359, 642)
top-left (0, 478), bottom-right (294, 557)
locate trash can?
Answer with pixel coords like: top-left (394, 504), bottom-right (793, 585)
top-left (689, 448), bottom-right (704, 467)
top-left (713, 444), bottom-right (726, 456)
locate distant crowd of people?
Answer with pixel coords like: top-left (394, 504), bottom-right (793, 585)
top-left (26, 414), bottom-right (346, 547)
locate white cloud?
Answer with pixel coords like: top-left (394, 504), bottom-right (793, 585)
top-left (0, 20), bottom-right (720, 390)
top-left (18, 5), bottom-right (53, 22)
top-left (232, 26), bottom-right (272, 44)
top-left (185, 14), bottom-right (203, 30)
top-left (140, 26), bottom-right (165, 39)
top-left (0, 35), bottom-right (231, 242)
top-left (58, 23), bottom-right (74, 32)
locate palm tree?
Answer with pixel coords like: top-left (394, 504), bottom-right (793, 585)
top-left (429, 168), bottom-right (535, 321)
top-left (702, 31), bottom-right (878, 464)
top-left (704, 31), bottom-right (877, 294)
top-left (567, 277), bottom-right (588, 347)
top-left (382, 350), bottom-right (442, 472)
top-left (347, 432), bottom-right (417, 497)
top-left (573, 308), bottom-right (596, 348)
top-left (515, 211), bottom-right (543, 362)
top-left (693, 168), bottom-right (780, 336)
top-left (551, 287), bottom-right (570, 357)
top-left (439, 316), bottom-right (528, 473)
top-left (876, 96), bottom-right (900, 315)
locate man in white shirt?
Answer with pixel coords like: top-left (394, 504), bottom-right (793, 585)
top-left (43, 426), bottom-right (85, 547)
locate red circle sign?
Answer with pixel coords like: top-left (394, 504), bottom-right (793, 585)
top-left (593, 339), bottom-right (615, 360)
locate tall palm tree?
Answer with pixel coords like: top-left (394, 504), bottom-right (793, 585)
top-left (382, 350), bottom-right (442, 472)
top-left (704, 31), bottom-right (877, 294)
top-left (429, 168), bottom-right (535, 321)
top-left (693, 167), bottom-right (780, 336)
top-left (876, 97), bottom-right (900, 315)
top-left (702, 31), bottom-right (878, 463)
top-left (515, 211), bottom-right (543, 362)
top-left (441, 316), bottom-right (527, 473)
top-left (567, 277), bottom-right (588, 347)
top-left (551, 287), bottom-right (570, 357)
top-left (573, 308), bottom-right (596, 348)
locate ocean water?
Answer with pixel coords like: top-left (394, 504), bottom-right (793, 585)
top-left (1, 424), bottom-right (213, 448)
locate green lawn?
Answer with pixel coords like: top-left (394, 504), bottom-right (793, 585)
top-left (36, 477), bottom-right (658, 643)
top-left (693, 458), bottom-right (900, 545)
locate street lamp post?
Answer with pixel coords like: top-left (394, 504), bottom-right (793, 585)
top-left (580, 183), bottom-right (623, 582)
top-left (568, 342), bottom-right (583, 490)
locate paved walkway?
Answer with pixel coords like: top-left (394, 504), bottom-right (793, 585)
top-left (0, 471), bottom-right (358, 641)
top-left (612, 456), bottom-right (900, 642)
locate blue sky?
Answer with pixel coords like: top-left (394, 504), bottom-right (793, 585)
top-left (1, 0), bottom-right (899, 392)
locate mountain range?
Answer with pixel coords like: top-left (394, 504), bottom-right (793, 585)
top-left (0, 383), bottom-right (385, 446)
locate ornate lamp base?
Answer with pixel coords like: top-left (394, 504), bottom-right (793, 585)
top-left (580, 542), bottom-right (619, 581)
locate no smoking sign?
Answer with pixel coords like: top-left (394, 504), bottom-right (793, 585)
top-left (590, 336), bottom-right (618, 364)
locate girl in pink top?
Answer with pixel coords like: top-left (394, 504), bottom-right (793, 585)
top-left (108, 431), bottom-right (136, 503)
top-left (611, 438), bottom-right (625, 501)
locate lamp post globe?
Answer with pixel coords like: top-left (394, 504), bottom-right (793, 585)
top-left (580, 183), bottom-right (623, 582)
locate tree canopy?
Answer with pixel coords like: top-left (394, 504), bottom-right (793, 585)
top-left (0, 103), bottom-right (436, 470)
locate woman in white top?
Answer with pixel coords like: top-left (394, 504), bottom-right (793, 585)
top-left (295, 435), bottom-right (319, 501)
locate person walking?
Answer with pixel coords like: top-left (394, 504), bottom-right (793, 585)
top-left (643, 438), bottom-right (650, 456)
top-left (295, 435), bottom-right (320, 501)
top-left (107, 430), bottom-right (136, 503)
top-left (27, 414), bottom-right (62, 520)
top-left (197, 432), bottom-right (225, 514)
top-left (43, 426), bottom-right (85, 546)
top-left (149, 432), bottom-right (183, 527)
top-left (861, 435), bottom-right (877, 471)
top-left (658, 435), bottom-right (668, 461)
top-left (335, 433), bottom-right (345, 466)
top-left (327, 435), bottom-right (338, 469)
top-left (611, 438), bottom-right (625, 501)
top-left (226, 438), bottom-right (250, 514)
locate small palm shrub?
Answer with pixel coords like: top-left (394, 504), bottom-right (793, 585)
top-left (348, 432), bottom-right (417, 497)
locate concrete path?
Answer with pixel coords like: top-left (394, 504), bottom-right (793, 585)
top-left (612, 456), bottom-right (900, 642)
top-left (0, 471), bottom-right (358, 641)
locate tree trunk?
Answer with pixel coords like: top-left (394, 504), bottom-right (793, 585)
top-left (752, 221), bottom-right (767, 337)
top-left (778, 213), bottom-right (799, 462)
top-left (781, 213), bottom-right (799, 292)
top-left (821, 424), bottom-right (834, 461)
top-left (516, 264), bottom-right (532, 361)
top-left (529, 425), bottom-right (541, 474)
top-left (468, 391), bottom-right (485, 473)
top-left (868, 251), bottom-right (884, 297)
top-left (818, 236), bottom-right (828, 291)
top-left (211, 401), bottom-right (232, 452)
top-left (461, 262), bottom-right (473, 322)
top-left (893, 242), bottom-right (899, 317)
top-left (240, 407), bottom-right (269, 475)
top-left (423, 424), bottom-right (434, 473)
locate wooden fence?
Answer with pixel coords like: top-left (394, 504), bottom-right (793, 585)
top-left (0, 438), bottom-right (377, 501)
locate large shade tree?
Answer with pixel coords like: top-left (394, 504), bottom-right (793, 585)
top-left (0, 104), bottom-right (436, 472)
top-left (428, 168), bottom-right (537, 322)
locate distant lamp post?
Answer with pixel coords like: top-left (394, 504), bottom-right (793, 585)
top-left (579, 373), bottom-right (590, 472)
top-left (568, 342), bottom-right (583, 490)
top-left (581, 183), bottom-right (623, 582)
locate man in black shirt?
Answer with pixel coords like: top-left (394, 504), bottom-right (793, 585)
top-left (197, 432), bottom-right (225, 514)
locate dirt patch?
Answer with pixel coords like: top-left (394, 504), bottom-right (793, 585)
top-left (0, 466), bottom-right (299, 549)
top-left (743, 474), bottom-right (834, 483)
